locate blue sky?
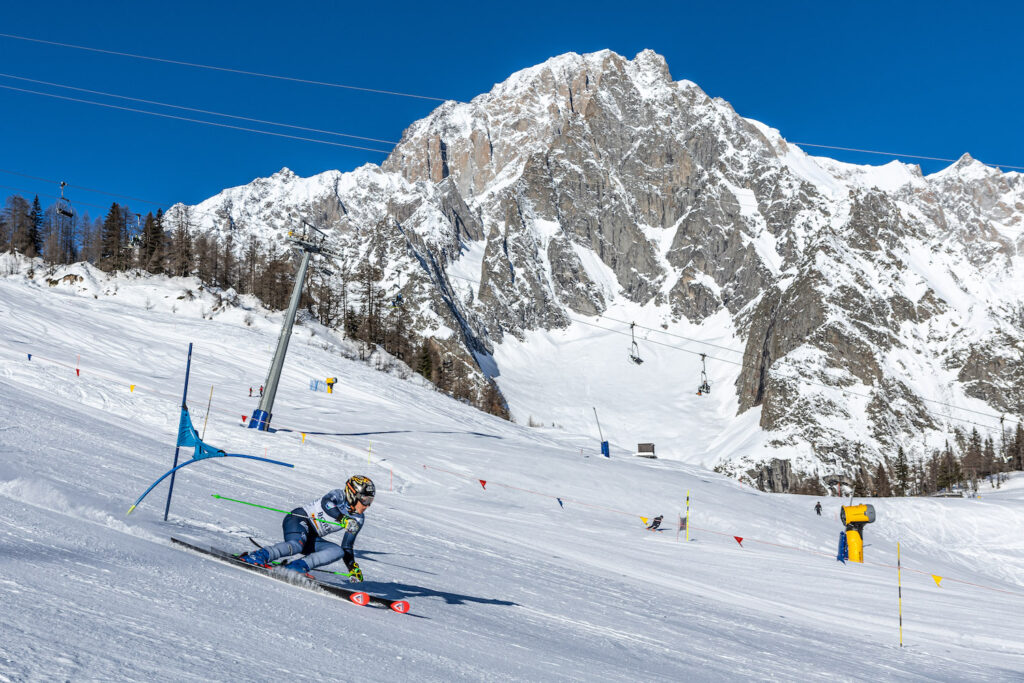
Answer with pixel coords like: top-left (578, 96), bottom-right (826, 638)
top-left (1, 1), bottom-right (1021, 217)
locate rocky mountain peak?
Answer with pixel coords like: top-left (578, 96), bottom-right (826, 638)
top-left (178, 49), bottom-right (1024, 491)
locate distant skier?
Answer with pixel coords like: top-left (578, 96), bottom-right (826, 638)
top-left (815, 501), bottom-right (822, 516)
top-left (249, 387), bottom-right (253, 397)
top-left (647, 515), bottom-right (663, 531)
top-left (240, 476), bottom-right (375, 581)
top-left (259, 384), bottom-right (264, 397)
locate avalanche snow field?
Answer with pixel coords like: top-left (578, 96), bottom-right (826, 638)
top-left (1, 270), bottom-right (1022, 682)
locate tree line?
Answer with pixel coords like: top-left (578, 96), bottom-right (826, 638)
top-left (793, 423), bottom-right (1024, 497)
top-left (1, 192), bottom-right (508, 419)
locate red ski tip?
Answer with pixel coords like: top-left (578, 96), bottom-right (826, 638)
top-left (390, 600), bottom-right (410, 614)
top-left (349, 591), bottom-right (370, 606)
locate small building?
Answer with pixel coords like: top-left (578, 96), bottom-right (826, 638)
top-left (636, 443), bottom-right (657, 459)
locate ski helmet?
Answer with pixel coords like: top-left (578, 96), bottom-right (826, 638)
top-left (345, 475), bottom-right (375, 507)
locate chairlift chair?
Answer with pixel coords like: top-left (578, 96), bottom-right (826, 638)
top-left (56, 181), bottom-right (73, 218)
top-left (696, 353), bottom-right (712, 395)
top-left (628, 322), bottom-right (644, 365)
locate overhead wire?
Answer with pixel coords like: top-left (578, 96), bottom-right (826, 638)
top-left (0, 72), bottom-right (401, 146)
top-left (0, 83), bottom-right (394, 154)
top-left (0, 32), bottom-right (449, 102)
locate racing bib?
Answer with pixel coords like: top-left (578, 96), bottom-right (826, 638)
top-left (302, 497), bottom-right (347, 537)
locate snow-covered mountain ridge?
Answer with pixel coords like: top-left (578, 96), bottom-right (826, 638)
top-left (170, 49), bottom-right (1024, 488)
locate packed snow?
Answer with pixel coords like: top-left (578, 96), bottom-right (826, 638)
top-left (1, 264), bottom-right (1023, 681)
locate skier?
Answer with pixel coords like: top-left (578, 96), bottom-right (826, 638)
top-left (249, 387), bottom-right (253, 397)
top-left (259, 384), bottom-right (264, 397)
top-left (815, 501), bottom-right (822, 516)
top-left (647, 515), bottom-right (663, 531)
top-left (240, 475), bottom-right (375, 581)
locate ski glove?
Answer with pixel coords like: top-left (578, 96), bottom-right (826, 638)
top-left (349, 563), bottom-right (363, 583)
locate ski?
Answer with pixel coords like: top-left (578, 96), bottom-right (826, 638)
top-left (171, 537), bottom-right (410, 614)
top-left (248, 536), bottom-right (358, 579)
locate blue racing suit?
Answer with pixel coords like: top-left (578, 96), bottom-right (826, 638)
top-left (258, 489), bottom-right (364, 571)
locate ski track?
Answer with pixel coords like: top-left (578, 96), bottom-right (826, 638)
top-left (1, 277), bottom-right (1024, 680)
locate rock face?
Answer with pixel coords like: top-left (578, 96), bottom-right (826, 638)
top-left (749, 459), bottom-right (793, 494)
top-left (178, 50), bottom-right (1024, 490)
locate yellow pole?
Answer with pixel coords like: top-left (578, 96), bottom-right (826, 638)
top-left (898, 542), bottom-right (904, 648)
top-left (368, 441), bottom-right (372, 465)
top-left (685, 490), bottom-right (691, 542)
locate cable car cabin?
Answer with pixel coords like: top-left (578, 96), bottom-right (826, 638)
top-left (635, 443), bottom-right (657, 459)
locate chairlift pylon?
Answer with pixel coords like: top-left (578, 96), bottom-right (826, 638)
top-left (628, 322), bottom-right (644, 365)
top-left (697, 353), bottom-right (712, 395)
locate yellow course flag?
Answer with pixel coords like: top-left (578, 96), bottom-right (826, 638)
top-left (301, 433), bottom-right (306, 444)
top-left (129, 384), bottom-right (135, 392)
top-left (932, 575), bottom-right (943, 587)
top-left (640, 517), bottom-right (649, 526)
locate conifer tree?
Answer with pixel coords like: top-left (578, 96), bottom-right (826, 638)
top-left (874, 461), bottom-right (892, 497)
top-left (415, 340), bottom-right (434, 381)
top-left (139, 211), bottom-right (166, 273)
top-left (27, 195), bottom-right (43, 258)
top-left (1013, 420), bottom-right (1024, 471)
top-left (99, 202), bottom-right (125, 271)
top-left (982, 436), bottom-right (996, 480)
top-left (894, 446), bottom-right (909, 496)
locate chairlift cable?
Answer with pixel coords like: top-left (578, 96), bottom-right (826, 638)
top-left (0, 32), bottom-right (448, 102)
top-left (0, 72), bottom-right (400, 145)
top-left (0, 84), bottom-right (394, 154)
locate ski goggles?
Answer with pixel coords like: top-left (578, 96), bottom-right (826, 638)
top-left (356, 494), bottom-right (374, 507)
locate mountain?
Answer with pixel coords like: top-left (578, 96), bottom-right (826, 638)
top-left (173, 49), bottom-right (1024, 490)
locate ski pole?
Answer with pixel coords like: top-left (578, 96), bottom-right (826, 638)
top-left (211, 494), bottom-right (346, 528)
top-left (267, 558), bottom-right (355, 577)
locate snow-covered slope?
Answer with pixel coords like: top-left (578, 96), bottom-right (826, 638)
top-left (1, 264), bottom-right (1023, 680)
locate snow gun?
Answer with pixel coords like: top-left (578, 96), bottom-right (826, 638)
top-left (838, 504), bottom-right (875, 563)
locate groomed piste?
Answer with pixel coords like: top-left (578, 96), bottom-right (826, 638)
top-left (1, 264), bottom-right (1023, 681)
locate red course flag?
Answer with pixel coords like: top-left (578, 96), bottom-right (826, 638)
top-left (479, 480), bottom-right (487, 490)
top-left (734, 536), bottom-right (744, 546)
top-left (242, 415), bottom-right (248, 423)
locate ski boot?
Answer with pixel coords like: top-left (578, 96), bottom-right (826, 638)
top-left (237, 549), bottom-right (271, 567)
top-left (281, 559), bottom-right (314, 579)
